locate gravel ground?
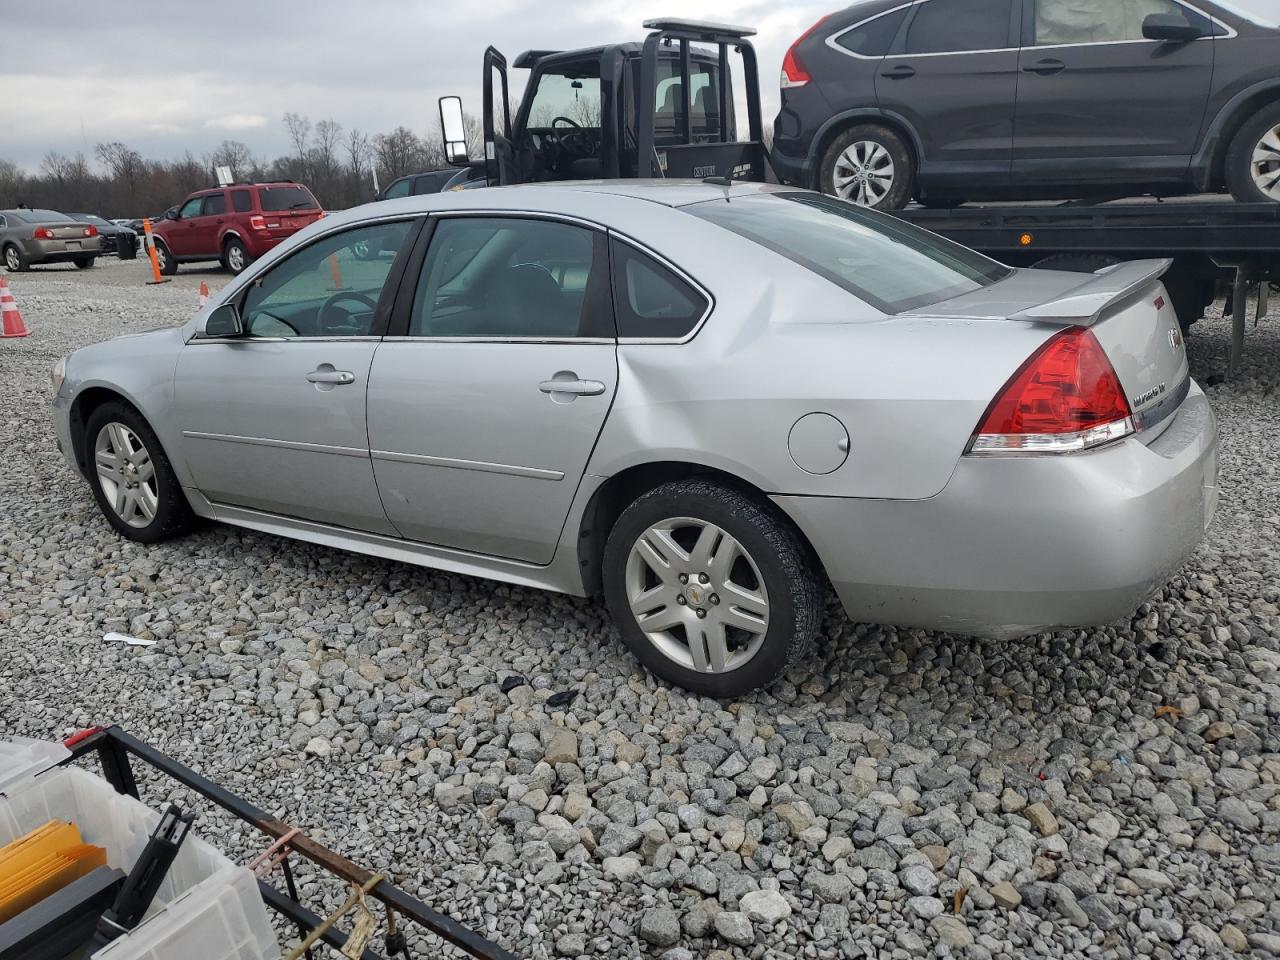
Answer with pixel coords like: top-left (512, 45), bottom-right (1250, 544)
top-left (1, 257), bottom-right (1278, 959)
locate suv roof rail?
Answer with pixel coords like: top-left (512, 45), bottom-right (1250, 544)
top-left (641, 18), bottom-right (756, 40)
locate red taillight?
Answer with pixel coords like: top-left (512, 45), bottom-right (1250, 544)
top-left (249, 215), bottom-right (267, 231)
top-left (781, 15), bottom-right (831, 89)
top-left (33, 227), bottom-right (54, 240)
top-left (84, 226), bottom-right (98, 237)
top-left (969, 327), bottom-right (1134, 455)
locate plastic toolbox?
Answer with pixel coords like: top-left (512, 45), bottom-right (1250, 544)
top-left (0, 738), bottom-right (69, 794)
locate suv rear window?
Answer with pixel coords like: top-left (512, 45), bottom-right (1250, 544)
top-left (687, 192), bottom-right (1011, 314)
top-left (257, 185), bottom-right (319, 212)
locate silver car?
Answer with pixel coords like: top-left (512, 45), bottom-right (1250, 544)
top-left (1, 209), bottom-right (102, 271)
top-left (51, 182), bottom-right (1218, 696)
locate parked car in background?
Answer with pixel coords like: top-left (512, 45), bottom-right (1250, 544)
top-left (150, 181), bottom-right (324, 276)
top-left (0, 209), bottom-right (101, 271)
top-left (68, 214), bottom-right (137, 258)
top-left (374, 168), bottom-right (481, 201)
top-left (50, 181), bottom-right (1217, 696)
top-left (773, 0), bottom-right (1280, 208)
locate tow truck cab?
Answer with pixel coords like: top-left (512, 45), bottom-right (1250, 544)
top-left (441, 19), bottom-right (769, 187)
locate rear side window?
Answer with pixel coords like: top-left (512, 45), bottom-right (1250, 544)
top-left (202, 194), bottom-right (226, 216)
top-left (258, 184), bottom-right (319, 212)
top-left (688, 193), bottom-right (1010, 314)
top-left (610, 240), bottom-right (708, 340)
top-left (905, 0), bottom-right (1014, 53)
top-left (834, 8), bottom-right (909, 56)
top-left (231, 190), bottom-right (252, 213)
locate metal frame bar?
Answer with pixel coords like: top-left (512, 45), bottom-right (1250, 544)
top-left (61, 727), bottom-right (517, 960)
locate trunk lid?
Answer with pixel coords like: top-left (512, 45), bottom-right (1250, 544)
top-left (911, 259), bottom-right (1189, 436)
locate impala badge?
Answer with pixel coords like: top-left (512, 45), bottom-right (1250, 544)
top-left (1168, 327), bottom-right (1184, 352)
top-left (1133, 383), bottom-right (1167, 409)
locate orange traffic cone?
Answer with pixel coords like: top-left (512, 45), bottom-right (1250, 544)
top-left (0, 277), bottom-right (30, 338)
top-left (198, 281), bottom-right (209, 308)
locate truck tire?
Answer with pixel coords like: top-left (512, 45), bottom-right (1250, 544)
top-left (1226, 101), bottom-right (1280, 204)
top-left (819, 124), bottom-right (914, 211)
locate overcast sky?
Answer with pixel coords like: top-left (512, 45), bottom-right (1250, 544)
top-left (3, 1), bottom-right (834, 173)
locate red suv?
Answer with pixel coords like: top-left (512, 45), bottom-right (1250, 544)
top-left (151, 181), bottom-right (324, 276)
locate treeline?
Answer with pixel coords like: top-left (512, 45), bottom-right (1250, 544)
top-left (0, 112), bottom-right (483, 218)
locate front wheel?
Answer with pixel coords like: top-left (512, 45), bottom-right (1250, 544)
top-left (602, 479), bottom-right (823, 698)
top-left (1226, 102), bottom-right (1280, 204)
top-left (819, 124), bottom-right (914, 210)
top-left (84, 402), bottom-right (195, 543)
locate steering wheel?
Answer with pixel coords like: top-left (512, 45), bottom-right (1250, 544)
top-left (549, 116), bottom-right (592, 157)
top-left (320, 292), bottom-right (378, 335)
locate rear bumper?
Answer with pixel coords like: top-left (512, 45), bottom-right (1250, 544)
top-left (769, 148), bottom-right (814, 188)
top-left (775, 383), bottom-right (1218, 639)
top-left (26, 238), bottom-right (102, 263)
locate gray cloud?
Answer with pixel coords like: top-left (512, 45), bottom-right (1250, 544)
top-left (3, 0), bottom-right (833, 170)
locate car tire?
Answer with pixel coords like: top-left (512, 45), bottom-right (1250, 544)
top-left (602, 478), bottom-right (823, 698)
top-left (84, 401), bottom-right (195, 544)
top-left (1226, 101), bottom-right (1280, 204)
top-left (223, 238), bottom-right (250, 275)
top-left (154, 241), bottom-right (178, 276)
top-left (73, 256), bottom-right (96, 269)
top-left (819, 124), bottom-right (914, 210)
top-left (3, 243), bottom-right (30, 272)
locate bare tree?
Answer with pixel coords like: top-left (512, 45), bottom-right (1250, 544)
top-left (94, 141), bottom-right (145, 199)
top-left (345, 128), bottom-right (372, 197)
top-left (374, 126), bottom-right (425, 180)
top-left (283, 111), bottom-right (312, 177)
top-left (208, 140), bottom-right (253, 181)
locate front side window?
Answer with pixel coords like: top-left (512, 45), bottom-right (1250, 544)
top-left (687, 193), bottom-right (1010, 314)
top-left (178, 197), bottom-right (205, 219)
top-left (835, 8), bottom-right (910, 56)
top-left (383, 177), bottom-right (413, 200)
top-left (240, 221), bottom-right (413, 338)
top-left (1034, 0), bottom-right (1211, 44)
top-left (905, 0), bottom-right (1015, 53)
top-left (409, 217), bottom-right (606, 338)
top-left (611, 240), bottom-right (708, 339)
top-left (202, 194), bottom-right (226, 216)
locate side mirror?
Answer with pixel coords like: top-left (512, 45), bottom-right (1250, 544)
top-left (164, 207), bottom-right (179, 220)
top-left (204, 302), bottom-right (244, 338)
top-left (1143, 13), bottom-right (1204, 42)
top-left (439, 96), bottom-right (470, 166)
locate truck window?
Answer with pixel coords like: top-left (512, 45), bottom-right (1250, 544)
top-left (526, 66), bottom-right (602, 129)
top-left (654, 60), bottom-right (722, 140)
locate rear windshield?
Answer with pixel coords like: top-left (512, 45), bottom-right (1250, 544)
top-left (687, 193), bottom-right (1011, 314)
top-left (257, 185), bottom-right (319, 212)
top-left (12, 209), bottom-right (73, 224)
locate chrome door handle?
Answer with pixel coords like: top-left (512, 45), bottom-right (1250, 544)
top-left (306, 369), bottom-right (355, 385)
top-left (539, 378), bottom-right (606, 396)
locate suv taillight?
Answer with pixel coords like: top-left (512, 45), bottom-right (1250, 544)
top-left (33, 227), bottom-right (54, 240)
top-left (968, 327), bottom-right (1134, 455)
top-left (781, 15), bottom-right (831, 89)
top-left (249, 215), bottom-right (267, 231)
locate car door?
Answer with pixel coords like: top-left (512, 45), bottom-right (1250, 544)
top-left (1013, 0), bottom-right (1217, 182)
top-left (167, 196), bottom-right (206, 256)
top-left (192, 191), bottom-right (228, 255)
top-left (873, 0), bottom-right (1021, 188)
top-left (366, 214), bottom-right (618, 564)
top-left (174, 218), bottom-right (419, 533)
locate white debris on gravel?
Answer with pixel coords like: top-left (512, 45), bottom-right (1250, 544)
top-left (1, 257), bottom-right (1278, 958)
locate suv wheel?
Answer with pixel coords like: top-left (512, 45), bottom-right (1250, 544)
top-left (3, 244), bottom-right (29, 272)
top-left (1226, 101), bottom-right (1280, 203)
top-left (84, 402), bottom-right (194, 543)
top-left (154, 241), bottom-right (177, 276)
top-left (820, 124), bottom-right (914, 210)
top-left (224, 238), bottom-right (250, 275)
top-left (602, 478), bottom-right (823, 698)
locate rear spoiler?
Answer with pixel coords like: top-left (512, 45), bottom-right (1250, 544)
top-left (1011, 258), bottom-right (1173, 326)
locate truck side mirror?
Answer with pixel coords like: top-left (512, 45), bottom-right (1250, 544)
top-left (439, 96), bottom-right (469, 166)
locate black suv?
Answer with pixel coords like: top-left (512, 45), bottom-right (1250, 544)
top-left (772, 0), bottom-right (1280, 209)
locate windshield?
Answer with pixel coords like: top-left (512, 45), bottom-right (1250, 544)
top-left (687, 193), bottom-right (1011, 314)
top-left (258, 185), bottom-right (319, 212)
top-left (526, 66), bottom-right (601, 128)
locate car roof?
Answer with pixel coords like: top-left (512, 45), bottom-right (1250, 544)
top-left (422, 179), bottom-right (792, 210)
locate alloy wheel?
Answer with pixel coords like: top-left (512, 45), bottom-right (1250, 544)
top-left (154, 245), bottom-right (168, 271)
top-left (1251, 123), bottom-right (1280, 200)
top-left (227, 245), bottom-right (246, 273)
top-left (4, 247), bottom-right (18, 271)
top-left (624, 517), bottom-right (770, 674)
top-left (95, 422), bottom-right (159, 529)
top-left (832, 140), bottom-right (896, 206)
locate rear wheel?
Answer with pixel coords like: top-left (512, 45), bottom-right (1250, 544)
top-left (224, 238), bottom-right (250, 275)
top-left (3, 244), bottom-right (29, 272)
top-left (154, 241), bottom-right (178, 275)
top-left (602, 479), bottom-right (823, 698)
top-left (84, 402), bottom-right (194, 543)
top-left (819, 124), bottom-right (914, 210)
top-left (1226, 101), bottom-right (1280, 204)
top-left (73, 256), bottom-right (96, 269)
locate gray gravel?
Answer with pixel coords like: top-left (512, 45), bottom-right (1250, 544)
top-left (1, 257), bottom-right (1278, 958)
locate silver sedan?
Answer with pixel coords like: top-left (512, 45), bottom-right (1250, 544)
top-left (51, 182), bottom-right (1218, 696)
